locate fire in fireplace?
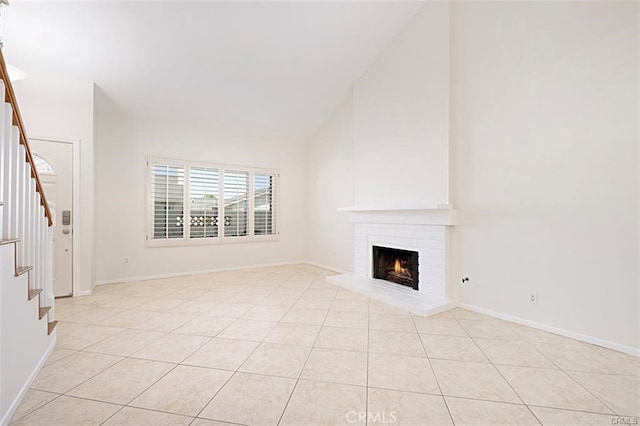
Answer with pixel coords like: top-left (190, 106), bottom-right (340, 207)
top-left (372, 246), bottom-right (419, 290)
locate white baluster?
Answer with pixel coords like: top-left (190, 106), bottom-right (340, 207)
top-left (17, 144), bottom-right (27, 266)
top-left (28, 184), bottom-right (35, 286)
top-left (25, 172), bottom-right (33, 275)
top-left (46, 207), bottom-right (55, 308)
top-left (0, 80), bottom-right (5, 237)
top-left (22, 160), bottom-right (30, 268)
top-left (24, 163), bottom-right (31, 269)
top-left (38, 204), bottom-right (44, 291)
top-left (31, 182), bottom-right (37, 284)
top-left (8, 125), bottom-right (18, 240)
top-left (42, 213), bottom-right (46, 293)
top-left (1, 102), bottom-right (12, 239)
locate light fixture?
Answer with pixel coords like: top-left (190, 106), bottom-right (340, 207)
top-left (7, 64), bottom-right (26, 82)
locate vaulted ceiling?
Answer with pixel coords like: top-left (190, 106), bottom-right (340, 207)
top-left (4, 1), bottom-right (423, 141)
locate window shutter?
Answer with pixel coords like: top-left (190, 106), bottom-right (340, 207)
top-left (149, 162), bottom-right (185, 240)
top-left (189, 167), bottom-right (220, 238)
top-left (254, 173), bottom-right (277, 236)
top-left (223, 170), bottom-right (249, 237)
top-left (147, 157), bottom-right (278, 246)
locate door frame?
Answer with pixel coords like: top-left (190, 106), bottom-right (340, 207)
top-left (30, 135), bottom-right (80, 298)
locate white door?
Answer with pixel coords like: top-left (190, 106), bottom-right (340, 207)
top-left (30, 139), bottom-right (73, 297)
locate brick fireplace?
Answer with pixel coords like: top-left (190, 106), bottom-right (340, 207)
top-left (355, 221), bottom-right (447, 298)
top-left (327, 206), bottom-right (456, 314)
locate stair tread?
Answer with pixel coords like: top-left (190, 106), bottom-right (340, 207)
top-left (38, 306), bottom-right (51, 319)
top-left (0, 238), bottom-right (19, 245)
top-left (47, 321), bottom-right (58, 335)
top-left (28, 289), bottom-right (42, 300)
top-left (15, 266), bottom-right (33, 276)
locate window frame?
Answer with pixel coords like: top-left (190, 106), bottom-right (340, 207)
top-left (146, 156), bottom-right (279, 247)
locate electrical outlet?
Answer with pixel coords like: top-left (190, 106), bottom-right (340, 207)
top-left (529, 292), bottom-right (538, 304)
top-left (124, 257), bottom-right (130, 265)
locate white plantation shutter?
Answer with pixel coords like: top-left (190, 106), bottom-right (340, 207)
top-left (149, 161), bottom-right (185, 241)
top-left (253, 172), bottom-right (277, 236)
top-left (223, 170), bottom-right (249, 237)
top-left (147, 157), bottom-right (278, 246)
top-left (189, 167), bottom-right (219, 238)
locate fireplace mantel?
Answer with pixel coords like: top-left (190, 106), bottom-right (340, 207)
top-left (337, 205), bottom-right (457, 226)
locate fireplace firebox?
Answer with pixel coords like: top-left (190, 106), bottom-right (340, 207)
top-left (372, 246), bottom-right (419, 290)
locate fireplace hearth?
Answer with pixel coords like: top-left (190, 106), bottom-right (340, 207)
top-left (372, 246), bottom-right (419, 290)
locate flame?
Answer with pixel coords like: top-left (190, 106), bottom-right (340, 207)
top-left (394, 259), bottom-right (401, 273)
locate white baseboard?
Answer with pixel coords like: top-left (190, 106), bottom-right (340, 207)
top-left (457, 303), bottom-right (640, 357)
top-left (95, 260), bottom-right (308, 286)
top-left (301, 261), bottom-right (349, 275)
top-left (1, 337), bottom-right (57, 426)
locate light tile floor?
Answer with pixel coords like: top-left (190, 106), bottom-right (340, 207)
top-left (11, 264), bottom-right (640, 425)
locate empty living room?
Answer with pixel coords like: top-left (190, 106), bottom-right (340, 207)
top-left (0, 0), bottom-right (637, 425)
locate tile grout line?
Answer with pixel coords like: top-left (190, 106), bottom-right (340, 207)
top-left (521, 337), bottom-right (621, 416)
top-left (68, 356), bottom-right (185, 424)
top-left (365, 295), bottom-right (371, 426)
top-left (449, 312), bottom-right (544, 425)
top-left (31, 353), bottom-right (127, 397)
top-left (412, 312), bottom-right (456, 425)
top-left (502, 320), bottom-right (618, 414)
top-left (97, 404), bottom-right (126, 426)
top-left (83, 328), bottom-right (171, 358)
top-left (276, 274), bottom-right (339, 426)
top-left (463, 313), bottom-right (622, 417)
top-left (7, 393), bottom-right (65, 424)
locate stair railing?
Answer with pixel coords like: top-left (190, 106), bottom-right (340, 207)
top-left (0, 46), bottom-right (56, 326)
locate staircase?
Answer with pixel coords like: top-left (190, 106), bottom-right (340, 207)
top-left (0, 48), bottom-right (57, 425)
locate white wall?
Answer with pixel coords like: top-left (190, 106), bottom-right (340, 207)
top-left (353, 2), bottom-right (450, 207)
top-left (94, 100), bottom-right (307, 283)
top-left (0, 246), bottom-right (53, 425)
top-left (305, 1), bottom-right (638, 352)
top-left (450, 1), bottom-right (639, 351)
top-left (306, 95), bottom-right (355, 272)
top-left (304, 3), bottom-right (450, 271)
top-left (13, 73), bottom-right (96, 296)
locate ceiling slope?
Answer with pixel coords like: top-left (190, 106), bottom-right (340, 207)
top-left (4, 1), bottom-right (423, 142)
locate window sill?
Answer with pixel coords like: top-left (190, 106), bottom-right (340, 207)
top-left (146, 235), bottom-right (280, 248)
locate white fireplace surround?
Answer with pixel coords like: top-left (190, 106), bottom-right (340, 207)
top-left (358, 223), bottom-right (446, 297)
top-left (327, 205), bottom-right (456, 315)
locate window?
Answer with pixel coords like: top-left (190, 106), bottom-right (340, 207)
top-left (223, 170), bottom-right (249, 237)
top-left (150, 162), bottom-right (185, 240)
top-left (33, 153), bottom-right (55, 175)
top-left (147, 158), bottom-right (278, 246)
top-left (254, 173), bottom-right (276, 235)
top-left (189, 167), bottom-right (219, 239)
